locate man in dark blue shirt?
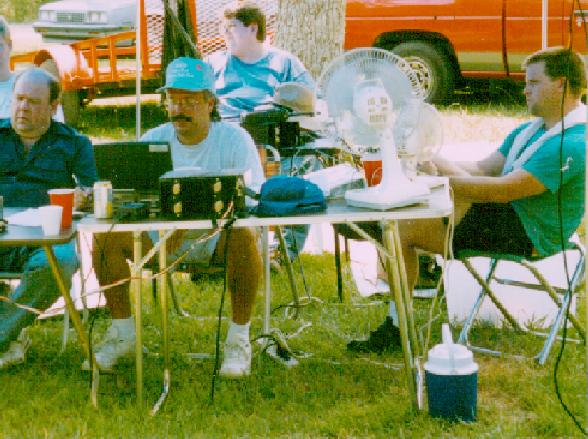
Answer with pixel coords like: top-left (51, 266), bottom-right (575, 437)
top-left (0, 67), bottom-right (98, 368)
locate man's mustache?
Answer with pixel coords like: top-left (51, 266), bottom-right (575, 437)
top-left (170, 115), bottom-right (192, 122)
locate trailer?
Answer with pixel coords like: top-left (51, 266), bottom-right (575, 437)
top-left (10, 0), bottom-right (278, 126)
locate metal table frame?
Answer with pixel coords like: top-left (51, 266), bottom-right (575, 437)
top-left (78, 179), bottom-right (452, 413)
top-left (0, 211), bottom-right (99, 406)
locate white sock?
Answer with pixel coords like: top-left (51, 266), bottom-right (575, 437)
top-left (388, 302), bottom-right (399, 327)
top-left (227, 321), bottom-right (250, 341)
top-left (112, 316), bottom-right (135, 337)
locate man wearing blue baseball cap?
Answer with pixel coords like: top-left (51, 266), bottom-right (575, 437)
top-left (90, 57), bottom-right (265, 378)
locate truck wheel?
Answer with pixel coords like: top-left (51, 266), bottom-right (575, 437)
top-left (390, 41), bottom-right (455, 104)
top-left (62, 90), bottom-right (81, 128)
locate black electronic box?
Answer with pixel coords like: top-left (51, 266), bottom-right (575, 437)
top-left (159, 169), bottom-right (246, 221)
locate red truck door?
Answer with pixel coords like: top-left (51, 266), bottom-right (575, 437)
top-left (505, 0), bottom-right (588, 78)
top-left (345, 0), bottom-right (505, 103)
top-left (451, 0), bottom-right (505, 79)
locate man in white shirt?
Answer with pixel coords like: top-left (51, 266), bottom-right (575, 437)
top-left (89, 58), bottom-right (264, 378)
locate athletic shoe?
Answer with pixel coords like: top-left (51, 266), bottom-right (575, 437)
top-left (219, 332), bottom-right (251, 378)
top-left (346, 316), bottom-right (401, 353)
top-left (82, 324), bottom-right (135, 371)
top-left (0, 329), bottom-right (31, 369)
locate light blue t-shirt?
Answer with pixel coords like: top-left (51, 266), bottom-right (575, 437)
top-left (498, 122), bottom-right (586, 255)
top-left (207, 46), bottom-right (315, 118)
top-left (0, 74), bottom-right (15, 119)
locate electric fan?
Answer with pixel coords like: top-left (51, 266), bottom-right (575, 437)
top-left (394, 99), bottom-right (444, 179)
top-left (318, 48), bottom-right (442, 210)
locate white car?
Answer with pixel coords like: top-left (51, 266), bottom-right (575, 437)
top-left (33, 0), bottom-right (138, 43)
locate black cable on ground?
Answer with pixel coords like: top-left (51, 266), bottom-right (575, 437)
top-left (551, 12), bottom-right (587, 432)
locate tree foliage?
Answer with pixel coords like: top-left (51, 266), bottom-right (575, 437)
top-left (0, 0), bottom-right (54, 23)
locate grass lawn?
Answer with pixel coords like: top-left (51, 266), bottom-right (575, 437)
top-left (0, 96), bottom-right (585, 437)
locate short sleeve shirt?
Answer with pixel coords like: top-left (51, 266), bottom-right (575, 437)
top-left (140, 121), bottom-right (265, 194)
top-left (207, 46), bottom-right (315, 118)
top-left (0, 74), bottom-right (15, 119)
top-left (498, 122), bottom-right (586, 255)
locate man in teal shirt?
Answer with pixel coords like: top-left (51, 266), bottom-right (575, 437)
top-left (348, 47), bottom-right (586, 353)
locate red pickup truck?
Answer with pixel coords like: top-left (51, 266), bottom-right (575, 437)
top-left (11, 0), bottom-right (588, 124)
top-left (345, 0), bottom-right (588, 103)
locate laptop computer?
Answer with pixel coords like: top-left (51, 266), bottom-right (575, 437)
top-left (93, 141), bottom-right (173, 194)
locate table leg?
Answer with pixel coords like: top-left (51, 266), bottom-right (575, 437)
top-left (262, 226), bottom-right (270, 335)
top-left (42, 244), bottom-right (98, 407)
top-left (151, 230), bottom-right (170, 415)
top-left (389, 221), bottom-right (424, 409)
top-left (390, 223), bottom-right (420, 360)
top-left (131, 231), bottom-right (143, 408)
top-left (381, 222), bottom-right (418, 411)
top-left (276, 226), bottom-right (300, 318)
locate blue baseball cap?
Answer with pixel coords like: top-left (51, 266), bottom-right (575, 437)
top-left (157, 57), bottom-right (215, 93)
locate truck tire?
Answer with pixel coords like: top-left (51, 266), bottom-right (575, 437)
top-left (62, 90), bottom-right (81, 128)
top-left (390, 41), bottom-right (455, 104)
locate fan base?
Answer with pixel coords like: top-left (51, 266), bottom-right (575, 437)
top-left (345, 183), bottom-right (430, 210)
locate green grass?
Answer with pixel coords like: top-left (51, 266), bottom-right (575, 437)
top-left (1, 100), bottom-right (585, 437)
top-left (0, 253), bottom-right (585, 438)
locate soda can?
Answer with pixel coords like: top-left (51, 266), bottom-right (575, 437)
top-left (93, 181), bottom-right (113, 219)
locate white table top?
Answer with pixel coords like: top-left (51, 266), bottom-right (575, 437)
top-left (1, 208), bottom-right (77, 246)
top-left (78, 179), bottom-right (452, 233)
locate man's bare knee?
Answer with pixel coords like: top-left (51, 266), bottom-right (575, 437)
top-left (399, 218), bottom-right (448, 255)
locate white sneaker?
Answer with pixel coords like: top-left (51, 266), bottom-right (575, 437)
top-left (82, 324), bottom-right (135, 371)
top-left (0, 329), bottom-right (31, 369)
top-left (220, 332), bottom-right (251, 378)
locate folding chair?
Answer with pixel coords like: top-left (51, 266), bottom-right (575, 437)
top-left (455, 238), bottom-right (586, 365)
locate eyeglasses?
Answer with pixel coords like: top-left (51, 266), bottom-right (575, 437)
top-left (219, 20), bottom-right (246, 34)
top-left (165, 97), bottom-right (206, 107)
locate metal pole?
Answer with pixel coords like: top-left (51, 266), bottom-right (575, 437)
top-left (541, 0), bottom-right (548, 49)
top-left (43, 244), bottom-right (98, 407)
top-left (382, 221), bottom-right (418, 411)
top-left (585, 57), bottom-right (588, 428)
top-left (151, 231), bottom-right (170, 415)
top-left (262, 226), bottom-right (270, 334)
top-left (135, 0), bottom-right (143, 140)
top-left (132, 230), bottom-right (143, 408)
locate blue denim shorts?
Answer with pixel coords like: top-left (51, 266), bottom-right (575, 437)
top-left (148, 230), bottom-right (221, 264)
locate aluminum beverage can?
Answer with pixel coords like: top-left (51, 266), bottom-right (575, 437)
top-left (93, 181), bottom-right (113, 219)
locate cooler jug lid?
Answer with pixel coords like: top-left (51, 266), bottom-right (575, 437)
top-left (424, 324), bottom-right (478, 375)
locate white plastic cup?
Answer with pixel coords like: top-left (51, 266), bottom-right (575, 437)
top-left (39, 205), bottom-right (63, 236)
